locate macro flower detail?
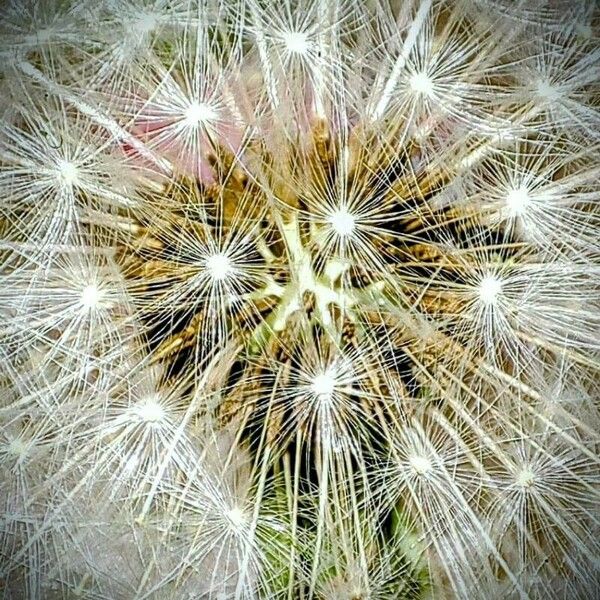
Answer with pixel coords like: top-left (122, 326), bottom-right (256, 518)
top-left (1, 1), bottom-right (599, 599)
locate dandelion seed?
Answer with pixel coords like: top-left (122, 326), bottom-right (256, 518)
top-left (409, 71), bottom-right (434, 96)
top-left (535, 79), bottom-right (561, 103)
top-left (311, 372), bottom-right (337, 400)
top-left (328, 207), bottom-right (356, 237)
top-left (134, 12), bottom-right (159, 34)
top-left (282, 31), bottom-right (311, 55)
top-left (515, 466), bottom-right (536, 489)
top-left (205, 253), bottom-right (233, 281)
top-left (56, 160), bottom-right (78, 185)
top-left (478, 274), bottom-right (503, 306)
top-left (505, 185), bottom-right (530, 217)
top-left (133, 396), bottom-right (166, 426)
top-left (408, 454), bottom-right (432, 476)
top-left (79, 284), bottom-right (102, 309)
top-left (184, 101), bottom-right (218, 127)
top-left (227, 506), bottom-right (246, 528)
top-left (6, 438), bottom-right (28, 459)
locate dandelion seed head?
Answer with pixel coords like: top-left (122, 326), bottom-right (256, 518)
top-left (184, 101), bottom-right (218, 127)
top-left (328, 207), bottom-right (356, 237)
top-left (205, 253), bottom-right (233, 281)
top-left (478, 274), bottom-right (503, 306)
top-left (4, 2), bottom-right (600, 597)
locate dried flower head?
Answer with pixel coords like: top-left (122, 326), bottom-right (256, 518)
top-left (1, 0), bottom-right (599, 598)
